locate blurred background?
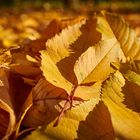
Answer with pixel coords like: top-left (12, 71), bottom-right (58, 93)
top-left (0, 0), bottom-right (139, 48)
top-left (0, 0), bottom-right (140, 13)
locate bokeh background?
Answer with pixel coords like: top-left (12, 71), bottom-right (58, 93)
top-left (0, 0), bottom-right (139, 48)
top-left (0, 0), bottom-right (140, 13)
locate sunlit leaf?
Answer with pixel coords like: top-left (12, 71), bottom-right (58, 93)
top-left (74, 39), bottom-right (125, 84)
top-left (74, 82), bottom-right (101, 100)
top-left (45, 19), bottom-right (86, 64)
top-left (41, 51), bottom-right (73, 94)
top-left (23, 99), bottom-right (108, 140)
top-left (0, 10), bottom-right (140, 140)
top-left (112, 60), bottom-right (140, 85)
top-left (102, 71), bottom-right (140, 139)
top-left (101, 11), bottom-right (140, 60)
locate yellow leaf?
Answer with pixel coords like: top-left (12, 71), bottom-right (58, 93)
top-left (24, 100), bottom-right (115, 140)
top-left (74, 82), bottom-right (101, 100)
top-left (112, 60), bottom-right (140, 85)
top-left (74, 38), bottom-right (125, 84)
top-left (40, 50), bottom-right (73, 94)
top-left (101, 11), bottom-right (140, 60)
top-left (44, 18), bottom-right (101, 85)
top-left (40, 19), bottom-right (88, 92)
top-left (23, 79), bottom-right (102, 127)
top-left (45, 19), bottom-right (86, 63)
top-left (102, 71), bottom-right (140, 139)
top-left (0, 48), bottom-right (11, 67)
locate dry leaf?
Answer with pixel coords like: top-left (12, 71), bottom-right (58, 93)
top-left (23, 78), bottom-right (68, 127)
top-left (0, 68), bottom-right (32, 139)
top-left (102, 71), bottom-right (140, 139)
top-left (0, 69), bottom-right (16, 139)
top-left (101, 11), bottom-right (140, 60)
top-left (23, 98), bottom-right (103, 140)
top-left (10, 52), bottom-right (41, 78)
top-left (112, 60), bottom-right (140, 85)
top-left (0, 10), bottom-right (140, 140)
top-left (23, 77), bottom-right (101, 127)
top-left (0, 48), bottom-right (12, 67)
top-left (41, 51), bottom-right (73, 94)
top-left (74, 38), bottom-right (125, 84)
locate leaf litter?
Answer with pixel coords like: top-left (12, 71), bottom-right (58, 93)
top-left (0, 10), bottom-right (140, 140)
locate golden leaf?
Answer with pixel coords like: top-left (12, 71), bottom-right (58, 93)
top-left (0, 48), bottom-right (12, 67)
top-left (112, 60), bottom-right (140, 85)
top-left (74, 38), bottom-right (125, 84)
top-left (41, 51), bottom-right (73, 94)
top-left (102, 71), bottom-right (140, 139)
top-left (45, 19), bottom-right (86, 64)
top-left (23, 99), bottom-right (114, 140)
top-left (74, 82), bottom-right (101, 100)
top-left (101, 11), bottom-right (140, 60)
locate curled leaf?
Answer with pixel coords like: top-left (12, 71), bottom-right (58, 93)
top-left (0, 69), bottom-right (16, 139)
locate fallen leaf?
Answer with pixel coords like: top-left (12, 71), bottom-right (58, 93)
top-left (74, 82), bottom-right (101, 100)
top-left (23, 98), bottom-right (101, 140)
top-left (101, 11), bottom-right (140, 60)
top-left (41, 51), bottom-right (73, 94)
top-left (74, 39), bottom-right (125, 84)
top-left (23, 78), bottom-right (68, 127)
top-left (0, 68), bottom-right (32, 139)
top-left (44, 19), bottom-right (86, 64)
top-left (102, 71), bottom-right (140, 139)
top-left (0, 48), bottom-right (12, 67)
top-left (10, 52), bottom-right (41, 78)
top-left (0, 69), bottom-right (16, 139)
top-left (56, 18), bottom-right (101, 84)
top-left (112, 60), bottom-right (140, 85)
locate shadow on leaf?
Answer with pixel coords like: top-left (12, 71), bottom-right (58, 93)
top-left (76, 101), bottom-right (115, 140)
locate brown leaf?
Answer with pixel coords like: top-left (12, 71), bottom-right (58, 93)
top-left (0, 108), bottom-right (10, 139)
top-left (76, 102), bottom-right (115, 140)
top-left (0, 69), bottom-right (16, 139)
top-left (23, 78), bottom-right (68, 127)
top-left (0, 68), bottom-right (32, 139)
top-left (123, 79), bottom-right (140, 113)
top-left (10, 52), bottom-right (41, 78)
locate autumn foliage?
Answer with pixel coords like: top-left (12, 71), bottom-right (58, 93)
top-left (0, 10), bottom-right (140, 140)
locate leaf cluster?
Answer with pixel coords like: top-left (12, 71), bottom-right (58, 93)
top-left (0, 11), bottom-right (140, 140)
